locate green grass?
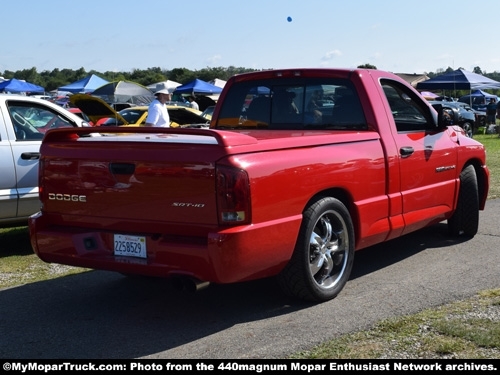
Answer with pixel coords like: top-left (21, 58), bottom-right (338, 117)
top-left (289, 289), bottom-right (500, 359)
top-left (1, 131), bottom-right (499, 358)
top-left (475, 132), bottom-right (500, 199)
top-left (0, 226), bottom-right (88, 289)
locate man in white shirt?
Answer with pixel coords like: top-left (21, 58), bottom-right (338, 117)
top-left (145, 85), bottom-right (172, 127)
top-left (188, 95), bottom-right (199, 110)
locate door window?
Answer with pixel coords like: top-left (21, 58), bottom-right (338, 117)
top-left (8, 101), bottom-right (74, 140)
top-left (381, 81), bottom-right (432, 132)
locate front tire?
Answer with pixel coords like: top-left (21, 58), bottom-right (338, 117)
top-left (277, 197), bottom-right (355, 302)
top-left (448, 164), bottom-right (479, 237)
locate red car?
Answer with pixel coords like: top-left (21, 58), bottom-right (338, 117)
top-left (67, 107), bottom-right (96, 126)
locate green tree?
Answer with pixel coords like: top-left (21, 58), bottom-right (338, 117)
top-left (128, 67), bottom-right (167, 87)
top-left (2, 64), bottom-right (499, 97)
top-left (357, 63), bottom-right (377, 69)
top-left (168, 68), bottom-right (197, 84)
top-left (473, 66), bottom-right (483, 74)
top-left (16, 67), bottom-right (40, 84)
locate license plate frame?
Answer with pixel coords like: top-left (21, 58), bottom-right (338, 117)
top-left (113, 234), bottom-right (147, 259)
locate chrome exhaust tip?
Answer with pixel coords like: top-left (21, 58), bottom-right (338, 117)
top-left (171, 277), bottom-right (210, 293)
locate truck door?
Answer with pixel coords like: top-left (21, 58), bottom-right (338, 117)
top-left (381, 80), bottom-right (458, 235)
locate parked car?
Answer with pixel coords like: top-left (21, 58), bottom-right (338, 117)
top-left (12, 107), bottom-right (79, 134)
top-left (70, 94), bottom-right (209, 128)
top-left (457, 92), bottom-right (499, 127)
top-left (0, 94), bottom-right (91, 228)
top-left (428, 100), bottom-right (477, 138)
top-left (201, 105), bottom-right (215, 120)
top-left (102, 106), bottom-right (208, 128)
top-left (67, 107), bottom-right (94, 126)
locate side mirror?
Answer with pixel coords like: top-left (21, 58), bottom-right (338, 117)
top-left (432, 103), bottom-right (459, 128)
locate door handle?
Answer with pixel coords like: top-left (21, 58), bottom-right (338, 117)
top-left (110, 163), bottom-right (135, 175)
top-left (21, 152), bottom-right (40, 160)
top-left (400, 147), bottom-right (414, 157)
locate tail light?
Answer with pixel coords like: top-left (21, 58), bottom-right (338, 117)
top-left (216, 165), bottom-right (251, 225)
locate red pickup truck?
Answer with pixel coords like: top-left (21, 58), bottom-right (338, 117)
top-left (29, 68), bottom-right (489, 302)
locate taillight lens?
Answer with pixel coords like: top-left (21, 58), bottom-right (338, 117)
top-left (216, 165), bottom-right (251, 225)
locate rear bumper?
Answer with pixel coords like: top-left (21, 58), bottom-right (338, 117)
top-left (29, 211), bottom-right (301, 284)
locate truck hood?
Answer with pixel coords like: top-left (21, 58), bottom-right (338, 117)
top-left (70, 94), bottom-right (129, 125)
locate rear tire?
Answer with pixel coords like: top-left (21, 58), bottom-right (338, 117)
top-left (277, 197), bottom-right (355, 302)
top-left (448, 164), bottom-right (479, 237)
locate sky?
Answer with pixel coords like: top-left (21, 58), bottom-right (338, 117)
top-left (1, 0), bottom-right (499, 76)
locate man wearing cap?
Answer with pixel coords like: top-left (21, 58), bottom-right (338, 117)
top-left (145, 84), bottom-right (172, 127)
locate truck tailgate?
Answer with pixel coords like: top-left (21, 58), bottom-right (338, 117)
top-left (39, 127), bottom-right (256, 232)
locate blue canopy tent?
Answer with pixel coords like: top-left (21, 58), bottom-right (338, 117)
top-left (459, 89), bottom-right (497, 103)
top-left (416, 69), bottom-right (500, 91)
top-left (0, 78), bottom-right (44, 93)
top-left (59, 74), bottom-right (109, 93)
top-left (458, 89), bottom-right (499, 112)
top-left (174, 79), bottom-right (223, 95)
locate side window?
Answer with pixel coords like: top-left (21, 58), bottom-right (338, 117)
top-left (8, 102), bottom-right (74, 140)
top-left (381, 80), bottom-right (431, 132)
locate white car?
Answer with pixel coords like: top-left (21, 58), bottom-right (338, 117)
top-left (0, 94), bottom-right (91, 228)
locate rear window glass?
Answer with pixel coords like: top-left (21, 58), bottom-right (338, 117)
top-left (215, 77), bottom-right (367, 130)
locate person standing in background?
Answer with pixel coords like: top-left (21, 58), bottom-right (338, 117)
top-left (497, 97), bottom-right (500, 120)
top-left (486, 98), bottom-right (497, 126)
top-left (187, 95), bottom-right (199, 110)
top-left (145, 84), bottom-right (172, 127)
top-left (496, 98), bottom-right (500, 137)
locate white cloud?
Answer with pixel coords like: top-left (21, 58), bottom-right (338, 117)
top-left (207, 54), bottom-right (222, 65)
top-left (321, 50), bottom-right (342, 61)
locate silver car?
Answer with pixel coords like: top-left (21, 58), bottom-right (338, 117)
top-left (0, 94), bottom-right (90, 227)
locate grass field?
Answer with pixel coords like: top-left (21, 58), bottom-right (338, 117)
top-left (1, 131), bottom-right (499, 358)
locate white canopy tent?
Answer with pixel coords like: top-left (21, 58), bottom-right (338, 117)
top-left (147, 80), bottom-right (182, 93)
top-left (210, 78), bottom-right (227, 88)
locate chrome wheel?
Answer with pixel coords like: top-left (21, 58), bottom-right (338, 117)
top-left (461, 122), bottom-right (474, 138)
top-left (309, 210), bottom-right (349, 289)
top-left (277, 196), bottom-right (355, 302)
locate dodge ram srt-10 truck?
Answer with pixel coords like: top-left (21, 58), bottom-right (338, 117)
top-left (29, 68), bottom-right (489, 302)
top-left (0, 94), bottom-right (90, 228)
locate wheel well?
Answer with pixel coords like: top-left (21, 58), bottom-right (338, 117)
top-left (305, 188), bottom-right (359, 239)
top-left (307, 188), bottom-right (352, 210)
top-left (467, 160), bottom-right (487, 207)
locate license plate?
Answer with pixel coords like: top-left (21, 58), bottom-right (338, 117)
top-left (114, 234), bottom-right (147, 259)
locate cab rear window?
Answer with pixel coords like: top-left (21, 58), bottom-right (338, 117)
top-left (215, 78), bottom-right (367, 130)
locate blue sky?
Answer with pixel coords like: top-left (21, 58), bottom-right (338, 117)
top-left (1, 0), bottom-right (499, 75)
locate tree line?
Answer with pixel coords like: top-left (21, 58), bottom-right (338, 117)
top-left (1, 64), bottom-right (499, 96)
top-left (0, 66), bottom-right (259, 93)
